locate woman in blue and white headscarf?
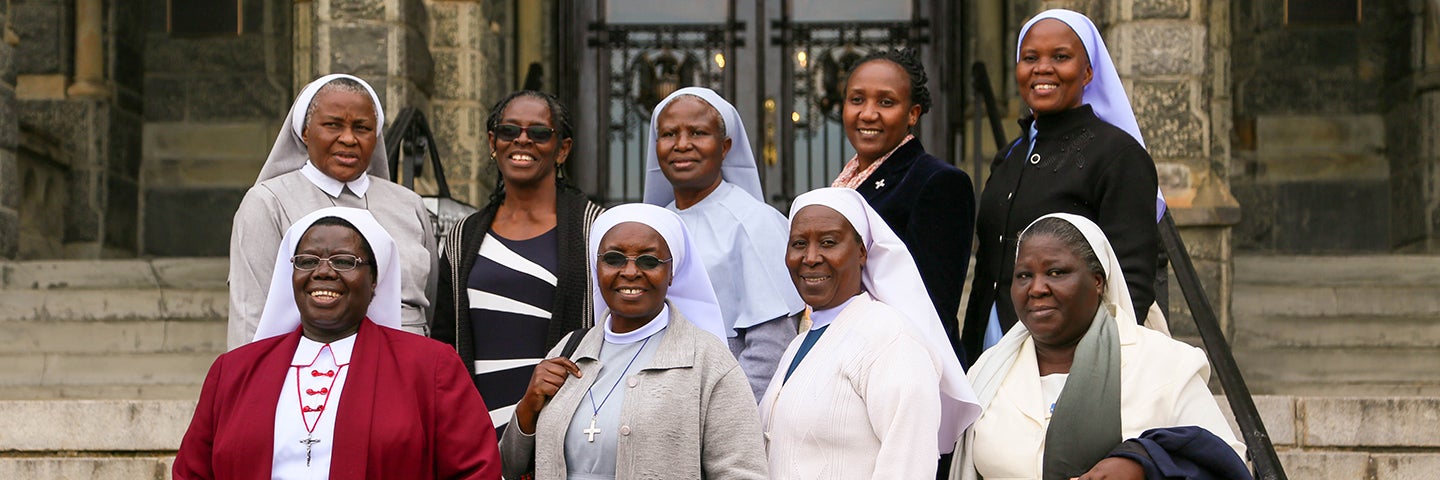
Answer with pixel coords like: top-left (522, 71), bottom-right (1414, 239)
top-left (642, 87), bottom-right (805, 401)
top-left (963, 9), bottom-right (1167, 366)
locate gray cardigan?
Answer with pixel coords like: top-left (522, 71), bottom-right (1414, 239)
top-left (499, 302), bottom-right (768, 479)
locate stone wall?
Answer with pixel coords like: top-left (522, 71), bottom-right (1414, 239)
top-left (294, 0), bottom-right (434, 136)
top-left (12, 0), bottom-right (144, 258)
top-left (1390, 0), bottom-right (1440, 252)
top-left (426, 0), bottom-right (515, 207)
top-left (0, 3), bottom-right (17, 259)
top-left (140, 0), bottom-right (292, 256)
top-left (1230, 0), bottom-right (1399, 253)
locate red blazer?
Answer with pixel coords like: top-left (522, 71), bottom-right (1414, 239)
top-left (174, 319), bottom-right (501, 479)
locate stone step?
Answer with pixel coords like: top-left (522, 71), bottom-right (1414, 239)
top-left (1233, 284), bottom-right (1440, 319)
top-left (1235, 254), bottom-right (1440, 287)
top-left (0, 457), bottom-right (175, 480)
top-left (0, 318), bottom-right (225, 354)
top-left (1234, 347), bottom-right (1440, 395)
top-left (1233, 315), bottom-right (1440, 349)
top-left (0, 384), bottom-right (203, 400)
top-left (0, 288), bottom-right (227, 322)
top-left (0, 352), bottom-right (220, 389)
top-left (0, 399), bottom-right (194, 451)
top-left (0, 258), bottom-right (227, 290)
top-left (1213, 395), bottom-right (1440, 480)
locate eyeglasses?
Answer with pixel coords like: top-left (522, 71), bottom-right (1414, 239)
top-left (291, 254), bottom-right (367, 272)
top-left (493, 124), bottom-right (556, 143)
top-left (598, 251), bottom-right (673, 270)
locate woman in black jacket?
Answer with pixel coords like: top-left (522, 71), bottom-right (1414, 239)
top-left (832, 48), bottom-right (976, 366)
top-left (963, 8), bottom-right (1164, 367)
top-left (432, 91), bottom-right (602, 436)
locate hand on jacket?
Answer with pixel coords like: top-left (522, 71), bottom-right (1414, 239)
top-left (515, 357), bottom-right (581, 435)
top-left (1071, 457), bottom-right (1144, 480)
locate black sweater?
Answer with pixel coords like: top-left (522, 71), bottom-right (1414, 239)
top-left (963, 105), bottom-right (1158, 366)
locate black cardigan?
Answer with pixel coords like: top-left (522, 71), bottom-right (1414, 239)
top-left (963, 105), bottom-right (1158, 366)
top-left (431, 186), bottom-right (603, 389)
top-left (853, 138), bottom-right (976, 365)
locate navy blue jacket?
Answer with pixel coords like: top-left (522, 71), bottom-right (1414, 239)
top-left (1109, 426), bottom-right (1254, 480)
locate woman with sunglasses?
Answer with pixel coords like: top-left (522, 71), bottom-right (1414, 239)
top-left (499, 203), bottom-right (768, 480)
top-left (432, 90), bottom-right (604, 437)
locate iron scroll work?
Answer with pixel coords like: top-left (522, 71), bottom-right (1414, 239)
top-left (772, 18), bottom-right (929, 201)
top-left (588, 20), bottom-right (742, 203)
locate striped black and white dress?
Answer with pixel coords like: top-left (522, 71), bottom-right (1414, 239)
top-left (467, 228), bottom-right (558, 434)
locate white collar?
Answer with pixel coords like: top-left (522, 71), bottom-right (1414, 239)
top-left (604, 304), bottom-right (670, 344)
top-left (291, 332), bottom-right (358, 366)
top-left (301, 161), bottom-right (371, 198)
top-left (808, 293), bottom-right (862, 331)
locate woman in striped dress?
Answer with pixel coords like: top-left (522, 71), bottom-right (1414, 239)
top-left (432, 90), bottom-right (603, 435)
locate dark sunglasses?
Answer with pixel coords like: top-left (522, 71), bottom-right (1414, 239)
top-left (292, 254), bottom-right (367, 272)
top-left (493, 124), bottom-right (556, 143)
top-left (598, 251), bottom-right (673, 270)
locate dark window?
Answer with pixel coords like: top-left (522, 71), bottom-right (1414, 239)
top-left (1285, 0), bottom-right (1361, 25)
top-left (168, 0), bottom-right (246, 35)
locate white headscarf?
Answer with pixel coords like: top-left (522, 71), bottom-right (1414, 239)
top-left (789, 187), bottom-right (981, 455)
top-left (966, 212), bottom-right (1135, 412)
top-left (256, 74), bottom-right (390, 184)
top-left (253, 207), bottom-right (403, 341)
top-left (1018, 9), bottom-right (1167, 220)
top-left (642, 87), bottom-right (765, 205)
top-left (587, 203), bottom-right (728, 342)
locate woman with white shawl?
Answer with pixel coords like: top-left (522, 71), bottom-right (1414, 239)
top-left (228, 74), bottom-right (437, 349)
top-left (761, 187), bottom-right (980, 479)
top-left (642, 86), bottom-right (805, 400)
top-left (951, 213), bottom-right (1246, 480)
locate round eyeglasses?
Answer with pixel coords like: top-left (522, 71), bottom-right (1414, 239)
top-left (291, 254), bottom-right (367, 272)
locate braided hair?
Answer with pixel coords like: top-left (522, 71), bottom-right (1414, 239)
top-left (849, 48), bottom-right (931, 115)
top-left (485, 90), bottom-right (577, 203)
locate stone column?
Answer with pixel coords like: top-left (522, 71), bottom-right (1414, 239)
top-left (1107, 0), bottom-right (1240, 338)
top-left (1408, 0), bottom-right (1440, 251)
top-left (66, 0), bottom-right (107, 98)
top-left (426, 0), bottom-right (514, 206)
top-left (294, 0), bottom-right (434, 138)
top-left (1426, 1), bottom-right (1440, 251)
top-left (0, 5), bottom-right (19, 258)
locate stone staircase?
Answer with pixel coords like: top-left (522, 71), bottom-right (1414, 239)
top-left (0, 258), bottom-right (224, 479)
top-left (1223, 254), bottom-right (1440, 479)
top-left (1231, 254), bottom-right (1440, 396)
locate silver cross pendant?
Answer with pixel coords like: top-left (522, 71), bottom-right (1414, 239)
top-left (301, 435), bottom-right (322, 466)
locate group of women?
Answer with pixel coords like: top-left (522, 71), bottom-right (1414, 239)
top-left (182, 8), bottom-right (1249, 480)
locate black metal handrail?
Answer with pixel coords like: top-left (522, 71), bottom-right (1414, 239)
top-left (384, 107), bottom-right (453, 198)
top-left (971, 62), bottom-right (1287, 480)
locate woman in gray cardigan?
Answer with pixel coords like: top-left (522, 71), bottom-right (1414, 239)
top-left (499, 203), bottom-right (767, 479)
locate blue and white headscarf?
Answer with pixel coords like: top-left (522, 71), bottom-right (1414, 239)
top-left (1018, 9), bottom-right (1168, 220)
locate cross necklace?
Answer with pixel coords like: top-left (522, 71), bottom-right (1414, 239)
top-left (295, 349), bottom-right (345, 467)
top-left (583, 336), bottom-right (651, 443)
